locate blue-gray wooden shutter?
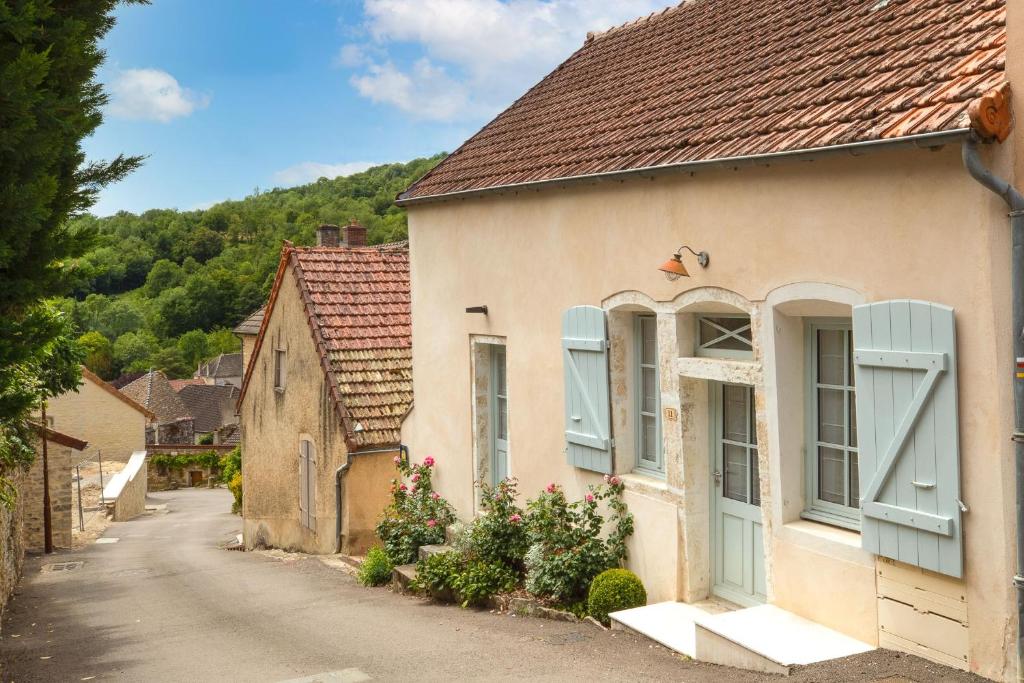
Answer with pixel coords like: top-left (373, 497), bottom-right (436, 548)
top-left (852, 300), bottom-right (962, 578)
top-left (298, 441), bottom-right (308, 528)
top-left (562, 305), bottom-right (613, 473)
top-left (306, 441), bottom-right (316, 530)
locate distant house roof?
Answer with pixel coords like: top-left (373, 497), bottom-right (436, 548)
top-left (31, 423), bottom-right (88, 451)
top-left (80, 367), bottom-right (156, 420)
top-left (109, 371), bottom-right (145, 390)
top-left (169, 378), bottom-right (205, 392)
top-left (197, 353), bottom-right (243, 380)
top-left (219, 423), bottom-right (240, 446)
top-left (178, 384), bottom-right (238, 434)
top-left (120, 371), bottom-right (192, 423)
top-left (237, 242), bottom-right (411, 450)
top-left (233, 307), bottom-right (265, 336)
top-left (398, 0), bottom-right (1006, 203)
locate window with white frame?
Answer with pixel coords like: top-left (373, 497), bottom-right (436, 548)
top-left (273, 349), bottom-right (286, 391)
top-left (804, 320), bottom-right (859, 529)
top-left (695, 315), bottom-right (753, 359)
top-left (635, 315), bottom-right (663, 474)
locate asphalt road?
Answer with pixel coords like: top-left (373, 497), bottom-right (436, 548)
top-left (1, 489), bottom-right (983, 683)
top-left (0, 489), bottom-right (709, 683)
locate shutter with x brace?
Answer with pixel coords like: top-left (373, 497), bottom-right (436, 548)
top-left (562, 305), bottom-right (613, 474)
top-left (853, 300), bottom-right (963, 578)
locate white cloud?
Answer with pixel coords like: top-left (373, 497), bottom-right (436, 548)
top-left (108, 68), bottom-right (210, 123)
top-left (334, 44), bottom-right (368, 68)
top-left (350, 59), bottom-right (470, 121)
top-left (346, 0), bottom-right (671, 121)
top-left (272, 161), bottom-right (379, 186)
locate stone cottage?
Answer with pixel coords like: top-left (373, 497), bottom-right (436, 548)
top-left (24, 425), bottom-right (87, 552)
top-left (46, 367), bottom-right (153, 462)
top-left (121, 370), bottom-right (195, 445)
top-left (195, 352), bottom-right (244, 389)
top-left (237, 223), bottom-right (411, 555)
top-left (396, 1), bottom-right (1024, 679)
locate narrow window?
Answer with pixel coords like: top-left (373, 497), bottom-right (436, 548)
top-left (273, 349), bottom-right (286, 391)
top-left (635, 315), bottom-right (663, 474)
top-left (804, 320), bottom-right (859, 529)
top-left (695, 315), bottom-right (753, 359)
top-left (490, 345), bottom-right (508, 484)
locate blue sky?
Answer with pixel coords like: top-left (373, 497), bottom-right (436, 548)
top-left (88, 0), bottom-right (671, 216)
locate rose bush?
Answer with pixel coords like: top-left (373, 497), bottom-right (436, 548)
top-left (376, 456), bottom-right (455, 564)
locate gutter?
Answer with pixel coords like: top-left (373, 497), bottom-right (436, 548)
top-left (959, 84), bottom-right (1024, 682)
top-left (334, 444), bottom-right (409, 554)
top-left (397, 129), bottom-right (969, 206)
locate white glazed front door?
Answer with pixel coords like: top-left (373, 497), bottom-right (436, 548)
top-left (711, 382), bottom-right (766, 606)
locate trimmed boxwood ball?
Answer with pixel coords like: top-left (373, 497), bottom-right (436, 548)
top-left (587, 568), bottom-right (647, 625)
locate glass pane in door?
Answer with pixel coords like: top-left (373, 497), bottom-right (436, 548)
top-left (723, 444), bottom-right (748, 502)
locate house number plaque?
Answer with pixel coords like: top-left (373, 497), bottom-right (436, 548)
top-left (663, 407), bottom-right (679, 422)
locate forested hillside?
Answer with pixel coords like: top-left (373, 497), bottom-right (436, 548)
top-left (58, 155), bottom-right (443, 381)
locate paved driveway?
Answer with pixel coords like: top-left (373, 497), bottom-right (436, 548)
top-left (1, 489), bottom-right (982, 682)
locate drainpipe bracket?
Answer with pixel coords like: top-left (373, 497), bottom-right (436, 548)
top-left (1012, 431), bottom-right (1024, 444)
top-left (1010, 210), bottom-right (1024, 218)
top-left (1014, 574), bottom-right (1024, 589)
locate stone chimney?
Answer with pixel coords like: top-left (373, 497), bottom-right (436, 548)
top-left (316, 224), bottom-right (340, 247)
top-left (344, 220), bottom-right (367, 247)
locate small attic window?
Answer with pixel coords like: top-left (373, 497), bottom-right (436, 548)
top-left (695, 315), bottom-right (753, 359)
top-left (273, 349), bottom-right (286, 391)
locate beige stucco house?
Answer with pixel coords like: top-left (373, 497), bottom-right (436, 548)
top-left (396, 1), bottom-right (1024, 680)
top-left (45, 367), bottom-right (153, 462)
top-left (237, 223), bottom-right (411, 555)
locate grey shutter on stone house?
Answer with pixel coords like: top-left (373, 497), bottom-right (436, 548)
top-left (298, 441), bottom-right (308, 528)
top-left (852, 300), bottom-right (963, 578)
top-left (562, 305), bottom-right (613, 474)
top-left (306, 441), bottom-right (316, 529)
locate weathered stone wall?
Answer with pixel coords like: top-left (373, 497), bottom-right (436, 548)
top-left (0, 469), bottom-right (27, 631)
top-left (104, 451), bottom-right (147, 522)
top-left (22, 440), bottom-right (72, 552)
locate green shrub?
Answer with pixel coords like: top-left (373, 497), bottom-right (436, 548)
top-left (587, 568), bottom-right (647, 625)
top-left (219, 446), bottom-right (242, 512)
top-left (462, 477), bottom-right (528, 570)
top-left (523, 476), bottom-right (634, 604)
top-left (151, 450), bottom-right (221, 471)
top-left (197, 432), bottom-right (214, 445)
top-left (376, 456), bottom-right (455, 564)
top-left (358, 547), bottom-right (394, 587)
top-left (227, 472), bottom-right (243, 513)
top-left (412, 551), bottom-right (515, 608)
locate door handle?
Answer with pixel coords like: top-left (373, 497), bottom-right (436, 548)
top-left (713, 470), bottom-right (722, 486)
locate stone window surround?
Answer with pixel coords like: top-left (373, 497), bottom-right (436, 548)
top-left (603, 282), bottom-right (875, 603)
top-left (469, 334), bottom-right (507, 514)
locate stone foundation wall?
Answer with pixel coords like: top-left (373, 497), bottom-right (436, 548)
top-left (0, 469), bottom-right (27, 632)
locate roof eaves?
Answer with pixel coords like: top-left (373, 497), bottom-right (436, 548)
top-left (396, 127), bottom-right (970, 206)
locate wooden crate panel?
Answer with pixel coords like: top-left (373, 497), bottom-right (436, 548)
top-left (879, 631), bottom-right (969, 671)
top-left (877, 597), bottom-right (968, 664)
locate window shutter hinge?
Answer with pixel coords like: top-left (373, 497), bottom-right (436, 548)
top-left (610, 438), bottom-right (616, 448)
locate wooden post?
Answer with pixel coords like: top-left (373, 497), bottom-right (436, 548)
top-left (40, 402), bottom-right (52, 554)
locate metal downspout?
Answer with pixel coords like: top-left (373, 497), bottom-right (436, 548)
top-left (334, 445), bottom-right (408, 554)
top-left (963, 134), bottom-right (1024, 680)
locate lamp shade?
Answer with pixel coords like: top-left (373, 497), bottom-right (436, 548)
top-left (658, 254), bottom-right (690, 280)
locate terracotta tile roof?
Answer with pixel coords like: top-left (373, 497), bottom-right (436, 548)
top-left (168, 378), bottom-right (205, 392)
top-left (121, 371), bottom-right (192, 423)
top-left (237, 242), bottom-right (412, 450)
top-left (399, 0), bottom-right (1005, 202)
top-left (80, 367), bottom-right (156, 419)
top-left (233, 307), bottom-right (265, 336)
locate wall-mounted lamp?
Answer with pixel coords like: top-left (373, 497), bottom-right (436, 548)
top-left (658, 245), bottom-right (709, 281)
top-left (466, 306), bottom-right (488, 315)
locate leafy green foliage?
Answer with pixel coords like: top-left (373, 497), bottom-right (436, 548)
top-left (460, 478), bottom-right (528, 570)
top-left (0, 0), bottom-right (143, 505)
top-left (60, 155), bottom-right (443, 379)
top-left (523, 477), bottom-right (634, 604)
top-left (151, 450), bottom-right (221, 471)
top-left (219, 446), bottom-right (242, 513)
top-left (376, 456), bottom-right (455, 565)
top-left (411, 551), bottom-right (516, 608)
top-left (358, 547), bottom-right (395, 587)
top-left (587, 568), bottom-right (647, 625)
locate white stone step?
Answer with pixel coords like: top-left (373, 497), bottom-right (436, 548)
top-left (693, 604), bottom-right (874, 675)
top-left (609, 600), bottom-right (734, 658)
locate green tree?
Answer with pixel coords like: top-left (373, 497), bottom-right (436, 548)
top-left (206, 328), bottom-right (241, 356)
top-left (78, 330), bottom-right (114, 379)
top-left (145, 345), bottom-right (189, 378)
top-left (176, 329), bottom-right (209, 370)
top-left (112, 330), bottom-right (159, 374)
top-left (144, 259), bottom-right (185, 297)
top-left (0, 0), bottom-right (145, 501)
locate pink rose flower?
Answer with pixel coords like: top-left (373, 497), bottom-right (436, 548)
top-left (412, 473), bottom-right (420, 483)
top-left (399, 484), bottom-right (408, 492)
top-left (423, 456), bottom-right (435, 467)
top-left (545, 483), bottom-right (557, 493)
top-left (427, 519), bottom-right (437, 528)
top-left (393, 455), bottom-right (401, 464)
top-left (509, 514), bottom-right (522, 524)
top-left (410, 485), bottom-right (417, 493)
top-left (609, 476), bottom-right (621, 486)
top-left (585, 494), bottom-right (594, 503)
top-left (431, 492), bottom-right (440, 500)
